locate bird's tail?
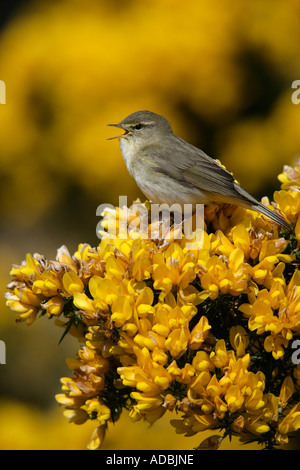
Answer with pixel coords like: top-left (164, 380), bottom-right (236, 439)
top-left (234, 183), bottom-right (291, 230)
top-left (251, 202), bottom-right (291, 230)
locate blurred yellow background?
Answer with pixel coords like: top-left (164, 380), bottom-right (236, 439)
top-left (1, 0), bottom-right (300, 450)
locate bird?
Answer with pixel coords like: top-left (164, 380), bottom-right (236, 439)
top-left (107, 110), bottom-right (291, 230)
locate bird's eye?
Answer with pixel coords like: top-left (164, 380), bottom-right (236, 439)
top-left (132, 123), bottom-right (143, 130)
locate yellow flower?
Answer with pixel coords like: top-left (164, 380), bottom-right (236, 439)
top-left (5, 286), bottom-right (41, 325)
top-left (152, 243), bottom-right (197, 293)
top-left (173, 363), bottom-right (195, 385)
top-left (199, 252), bottom-right (251, 299)
top-left (130, 240), bottom-right (153, 281)
top-left (279, 376), bottom-right (295, 408)
top-left (56, 245), bottom-right (78, 270)
top-left (32, 270), bottom-right (62, 297)
top-left (244, 389), bottom-right (265, 412)
top-left (165, 328), bottom-right (189, 358)
top-left (192, 351), bottom-right (214, 373)
top-left (152, 304), bottom-right (172, 337)
top-left (278, 161), bottom-right (300, 190)
top-left (210, 339), bottom-right (233, 369)
top-left (111, 296), bottom-right (133, 327)
top-left (9, 253), bottom-right (39, 281)
top-left (81, 399), bottom-right (111, 425)
top-left (229, 325), bottom-right (249, 356)
top-left (105, 256), bottom-right (126, 282)
top-left (87, 425), bottom-right (106, 451)
top-left (135, 287), bottom-right (155, 318)
top-left (189, 316), bottom-right (211, 350)
top-left (130, 391), bottom-right (164, 410)
top-left (118, 364), bottom-right (164, 394)
top-left (264, 335), bottom-right (288, 359)
top-left (191, 413), bottom-right (217, 432)
top-left (230, 224), bottom-right (251, 257)
top-left (225, 385), bottom-right (244, 413)
top-left (62, 271), bottom-right (84, 295)
top-left (247, 419), bottom-right (270, 435)
top-left (273, 190), bottom-right (300, 222)
top-left (89, 276), bottom-right (118, 308)
top-left (278, 403), bottom-right (300, 436)
top-left (240, 269), bottom-right (300, 359)
top-left (42, 296), bottom-right (65, 317)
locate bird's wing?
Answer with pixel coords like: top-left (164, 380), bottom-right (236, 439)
top-left (140, 139), bottom-right (291, 229)
top-left (143, 138), bottom-right (240, 199)
top-left (183, 155), bottom-right (237, 196)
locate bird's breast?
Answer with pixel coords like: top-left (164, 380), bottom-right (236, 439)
top-left (119, 138), bottom-right (137, 176)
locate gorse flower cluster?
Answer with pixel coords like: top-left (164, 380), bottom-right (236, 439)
top-left (5, 162), bottom-right (300, 450)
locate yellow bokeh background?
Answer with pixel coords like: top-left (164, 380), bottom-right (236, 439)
top-left (1, 0), bottom-right (300, 450)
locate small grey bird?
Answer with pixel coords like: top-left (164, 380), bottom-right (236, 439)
top-left (108, 110), bottom-right (291, 230)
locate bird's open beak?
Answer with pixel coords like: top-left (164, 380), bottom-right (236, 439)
top-left (107, 123), bottom-right (129, 140)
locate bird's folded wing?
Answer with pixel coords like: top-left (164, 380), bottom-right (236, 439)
top-left (144, 142), bottom-right (238, 198)
top-left (183, 158), bottom-right (237, 197)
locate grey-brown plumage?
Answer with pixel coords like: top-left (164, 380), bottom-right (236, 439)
top-left (108, 110), bottom-right (291, 230)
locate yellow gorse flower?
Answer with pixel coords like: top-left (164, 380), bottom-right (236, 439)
top-left (5, 163), bottom-right (300, 450)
